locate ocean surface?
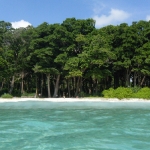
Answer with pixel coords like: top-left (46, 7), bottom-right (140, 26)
top-left (0, 101), bottom-right (150, 150)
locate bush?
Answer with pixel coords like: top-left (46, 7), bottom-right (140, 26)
top-left (132, 87), bottom-right (150, 99)
top-left (0, 88), bottom-right (9, 97)
top-left (79, 91), bottom-right (85, 97)
top-left (12, 89), bottom-right (21, 97)
top-left (113, 87), bottom-right (133, 99)
top-left (102, 88), bottom-right (115, 98)
top-left (21, 92), bottom-right (35, 98)
top-left (102, 87), bottom-right (133, 99)
top-left (1, 93), bottom-right (13, 98)
top-left (131, 86), bottom-right (141, 93)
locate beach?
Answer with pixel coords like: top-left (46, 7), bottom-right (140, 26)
top-left (0, 97), bottom-right (150, 102)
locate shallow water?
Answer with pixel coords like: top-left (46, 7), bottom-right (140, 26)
top-left (0, 102), bottom-right (150, 149)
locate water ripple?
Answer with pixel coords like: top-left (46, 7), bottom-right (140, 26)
top-left (0, 109), bottom-right (150, 149)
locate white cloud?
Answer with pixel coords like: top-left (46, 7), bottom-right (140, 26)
top-left (93, 8), bottom-right (130, 28)
top-left (11, 20), bottom-right (31, 29)
top-left (146, 15), bottom-right (150, 21)
top-left (92, 1), bottom-right (105, 15)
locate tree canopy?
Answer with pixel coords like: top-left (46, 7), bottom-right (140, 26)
top-left (0, 18), bottom-right (150, 97)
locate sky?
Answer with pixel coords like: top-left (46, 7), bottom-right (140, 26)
top-left (0, 0), bottom-right (150, 29)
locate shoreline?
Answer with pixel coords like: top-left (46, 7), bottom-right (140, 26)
top-left (0, 97), bottom-right (150, 103)
top-left (1, 98), bottom-right (150, 109)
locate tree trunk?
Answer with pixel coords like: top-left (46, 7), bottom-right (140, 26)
top-left (140, 76), bottom-right (146, 87)
top-left (133, 72), bottom-right (138, 87)
top-left (80, 77), bottom-right (83, 97)
top-left (73, 77), bottom-right (76, 96)
top-left (95, 79), bottom-right (98, 95)
top-left (47, 73), bottom-right (51, 98)
top-left (41, 73), bottom-right (44, 96)
top-left (0, 81), bottom-right (4, 91)
top-left (114, 71), bottom-right (119, 88)
top-left (35, 75), bottom-right (38, 98)
top-left (67, 78), bottom-right (71, 97)
top-left (75, 76), bottom-right (81, 97)
top-left (53, 74), bottom-right (60, 97)
top-left (21, 72), bottom-right (24, 94)
top-left (9, 75), bottom-right (15, 94)
top-left (125, 68), bottom-right (131, 87)
top-left (21, 78), bottom-right (24, 94)
top-left (88, 77), bottom-right (93, 95)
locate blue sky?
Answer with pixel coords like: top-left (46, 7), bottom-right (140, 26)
top-left (0, 0), bottom-right (150, 29)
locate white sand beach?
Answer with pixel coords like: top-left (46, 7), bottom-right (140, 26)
top-left (0, 97), bottom-right (150, 103)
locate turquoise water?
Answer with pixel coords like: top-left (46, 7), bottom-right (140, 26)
top-left (0, 102), bottom-right (150, 149)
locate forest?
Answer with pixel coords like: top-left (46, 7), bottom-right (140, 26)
top-left (0, 18), bottom-right (150, 98)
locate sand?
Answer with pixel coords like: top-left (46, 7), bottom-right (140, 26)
top-left (0, 97), bottom-right (150, 103)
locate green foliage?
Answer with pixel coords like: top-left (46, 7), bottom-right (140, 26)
top-left (79, 92), bottom-right (101, 98)
top-left (1, 93), bottom-right (13, 98)
top-left (12, 89), bottom-right (21, 97)
top-left (21, 92), bottom-right (35, 98)
top-left (1, 19), bottom-right (150, 98)
top-left (131, 86), bottom-right (141, 93)
top-left (79, 91), bottom-right (85, 97)
top-left (102, 87), bottom-right (133, 99)
top-left (102, 88), bottom-right (115, 98)
top-left (102, 87), bottom-right (150, 99)
top-left (0, 88), bottom-right (8, 96)
top-left (133, 87), bottom-right (150, 99)
top-left (114, 87), bottom-right (133, 99)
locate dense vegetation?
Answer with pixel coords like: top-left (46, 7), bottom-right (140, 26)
top-left (102, 87), bottom-right (150, 99)
top-left (0, 18), bottom-right (150, 98)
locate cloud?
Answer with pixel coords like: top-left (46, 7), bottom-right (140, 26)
top-left (11, 20), bottom-right (31, 29)
top-left (92, 1), bottom-right (106, 15)
top-left (93, 8), bottom-right (130, 28)
top-left (146, 15), bottom-right (150, 21)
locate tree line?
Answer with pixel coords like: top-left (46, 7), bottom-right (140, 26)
top-left (0, 18), bottom-right (150, 97)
